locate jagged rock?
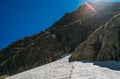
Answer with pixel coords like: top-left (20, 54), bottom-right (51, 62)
top-left (69, 14), bottom-right (120, 61)
top-left (0, 2), bottom-right (120, 77)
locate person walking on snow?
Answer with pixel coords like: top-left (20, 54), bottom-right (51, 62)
top-left (48, 57), bottom-right (52, 62)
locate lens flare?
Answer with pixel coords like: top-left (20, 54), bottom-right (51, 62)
top-left (85, 2), bottom-right (97, 13)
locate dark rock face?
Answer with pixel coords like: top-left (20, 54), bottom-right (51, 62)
top-left (69, 14), bottom-right (120, 61)
top-left (0, 2), bottom-right (120, 76)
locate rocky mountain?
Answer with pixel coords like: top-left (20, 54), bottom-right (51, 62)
top-left (0, 2), bottom-right (120, 77)
top-left (69, 13), bottom-right (120, 61)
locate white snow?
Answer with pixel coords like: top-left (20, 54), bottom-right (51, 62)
top-left (5, 54), bottom-right (120, 79)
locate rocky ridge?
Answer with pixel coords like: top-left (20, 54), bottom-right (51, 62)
top-left (69, 14), bottom-right (120, 61)
top-left (0, 2), bottom-right (120, 77)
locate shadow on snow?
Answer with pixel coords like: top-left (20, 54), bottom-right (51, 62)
top-left (82, 60), bottom-right (120, 71)
top-left (69, 60), bottom-right (120, 71)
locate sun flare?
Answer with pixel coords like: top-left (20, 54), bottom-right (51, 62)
top-left (85, 2), bottom-right (97, 13)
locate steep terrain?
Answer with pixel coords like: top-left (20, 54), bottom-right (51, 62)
top-left (5, 54), bottom-right (120, 79)
top-left (0, 2), bottom-right (120, 76)
top-left (69, 14), bottom-right (120, 61)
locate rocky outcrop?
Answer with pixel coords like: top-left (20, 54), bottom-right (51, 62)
top-left (0, 2), bottom-right (120, 76)
top-left (69, 14), bottom-right (120, 61)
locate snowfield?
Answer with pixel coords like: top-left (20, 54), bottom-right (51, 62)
top-left (5, 54), bottom-right (120, 79)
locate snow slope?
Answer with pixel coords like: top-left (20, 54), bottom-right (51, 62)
top-left (5, 54), bottom-right (120, 79)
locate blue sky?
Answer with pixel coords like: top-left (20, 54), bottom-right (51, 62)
top-left (0, 0), bottom-right (120, 50)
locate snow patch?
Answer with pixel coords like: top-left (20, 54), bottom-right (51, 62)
top-left (5, 54), bottom-right (120, 79)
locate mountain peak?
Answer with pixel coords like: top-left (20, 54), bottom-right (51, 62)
top-left (1, 2), bottom-right (120, 78)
